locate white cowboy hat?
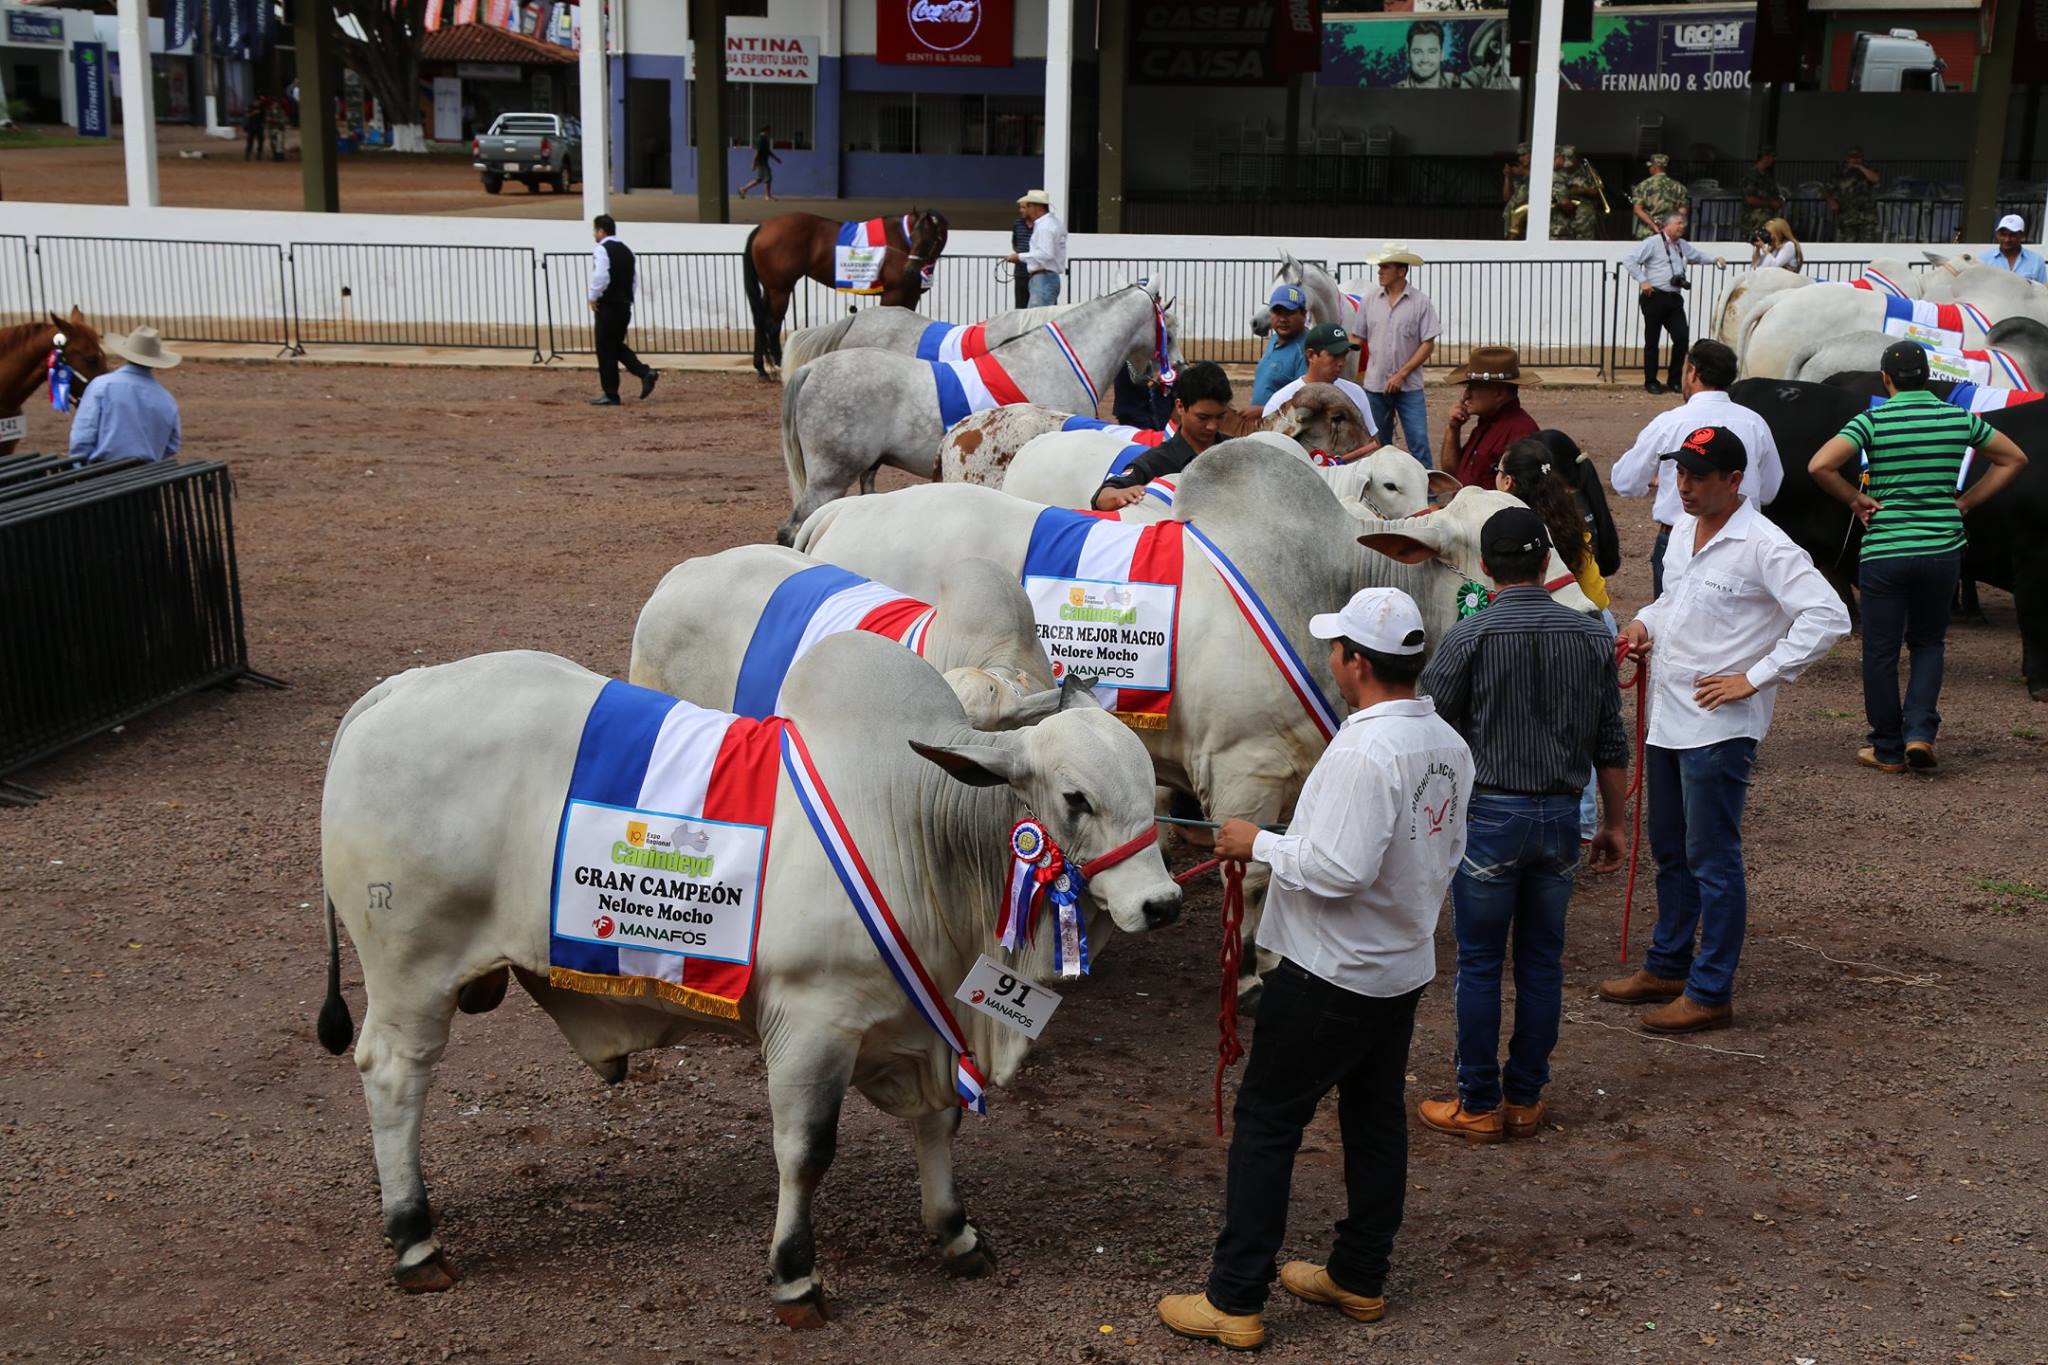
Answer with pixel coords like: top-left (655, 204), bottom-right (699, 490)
top-left (1367, 242), bottom-right (1426, 268)
top-left (110, 326), bottom-right (181, 370)
top-left (1018, 189), bottom-right (1052, 207)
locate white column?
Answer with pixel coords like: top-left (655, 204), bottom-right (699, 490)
top-left (116, 0), bottom-right (159, 206)
top-left (1523, 0), bottom-right (1564, 245)
top-left (1042, 0), bottom-right (1072, 209)
top-left (580, 0), bottom-right (611, 218)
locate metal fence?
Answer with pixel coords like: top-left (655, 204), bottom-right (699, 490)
top-left (0, 456), bottom-right (267, 798)
top-left (0, 235), bottom-right (35, 328)
top-left (1069, 257), bottom-right (1313, 364)
top-left (36, 236), bottom-right (292, 348)
top-left (290, 242), bottom-right (541, 356)
top-left (1336, 258), bottom-right (1618, 371)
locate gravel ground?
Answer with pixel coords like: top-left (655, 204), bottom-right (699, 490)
top-left (2, 363), bottom-right (2045, 1364)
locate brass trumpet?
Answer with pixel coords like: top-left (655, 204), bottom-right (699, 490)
top-left (1590, 164), bottom-right (1611, 216)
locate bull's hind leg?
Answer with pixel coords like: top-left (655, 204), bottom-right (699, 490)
top-left (764, 1034), bottom-right (858, 1328)
top-left (911, 1106), bottom-right (995, 1278)
top-left (355, 997), bottom-right (460, 1292)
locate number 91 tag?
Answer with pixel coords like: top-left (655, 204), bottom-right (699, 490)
top-left (955, 953), bottom-right (1063, 1040)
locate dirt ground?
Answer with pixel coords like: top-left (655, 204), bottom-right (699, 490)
top-left (2, 362), bottom-right (2046, 1364)
top-left (0, 125), bottom-right (1018, 227)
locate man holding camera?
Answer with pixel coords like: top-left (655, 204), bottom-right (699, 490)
top-left (1621, 210), bottom-right (1726, 396)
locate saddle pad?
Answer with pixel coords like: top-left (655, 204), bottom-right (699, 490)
top-left (1019, 508), bottom-right (1183, 729)
top-left (931, 351), bottom-right (1030, 429)
top-left (833, 218), bottom-right (889, 294)
top-left (916, 321), bottom-right (990, 363)
top-left (549, 680), bottom-right (784, 1019)
top-left (732, 564), bottom-right (934, 720)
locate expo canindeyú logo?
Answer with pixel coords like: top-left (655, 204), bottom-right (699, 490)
top-left (907, 0), bottom-right (981, 52)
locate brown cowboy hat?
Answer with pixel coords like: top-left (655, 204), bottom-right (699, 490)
top-left (1445, 344), bottom-right (1542, 386)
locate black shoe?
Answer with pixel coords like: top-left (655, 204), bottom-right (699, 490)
top-left (589, 395), bottom-right (621, 406)
top-left (638, 370), bottom-right (659, 401)
top-left (1645, 381), bottom-right (1666, 395)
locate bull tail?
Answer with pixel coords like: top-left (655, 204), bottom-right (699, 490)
top-left (781, 314), bottom-right (859, 373)
top-left (780, 360), bottom-right (812, 506)
top-left (741, 226), bottom-right (779, 376)
top-left (789, 495), bottom-right (841, 555)
top-left (317, 894), bottom-right (355, 1055)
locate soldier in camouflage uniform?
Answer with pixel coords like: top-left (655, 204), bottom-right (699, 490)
top-left (1739, 149), bottom-right (1785, 239)
top-left (1551, 145), bottom-right (1604, 241)
top-left (1503, 141), bottom-right (1530, 240)
top-left (1827, 145), bottom-right (1882, 243)
top-left (1629, 153), bottom-right (1689, 239)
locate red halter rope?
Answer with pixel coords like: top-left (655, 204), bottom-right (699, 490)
top-left (1166, 848), bottom-right (1249, 1135)
top-left (1615, 635), bottom-right (1650, 961)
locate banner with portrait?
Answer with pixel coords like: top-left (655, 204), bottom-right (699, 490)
top-left (1320, 5), bottom-right (1755, 91)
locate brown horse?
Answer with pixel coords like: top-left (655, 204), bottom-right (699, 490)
top-left (1, 309), bottom-right (110, 456)
top-left (741, 209), bottom-right (949, 378)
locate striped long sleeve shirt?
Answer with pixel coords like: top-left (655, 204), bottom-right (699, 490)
top-left (1419, 586), bottom-right (1628, 795)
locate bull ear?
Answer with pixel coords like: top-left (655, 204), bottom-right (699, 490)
top-left (909, 739), bottom-right (1021, 787)
top-left (1425, 470), bottom-right (1462, 502)
top-left (1358, 515), bottom-right (1447, 564)
top-left (1057, 673), bottom-right (1101, 711)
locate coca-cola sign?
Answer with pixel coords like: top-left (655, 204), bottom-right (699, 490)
top-left (878, 0), bottom-right (1012, 66)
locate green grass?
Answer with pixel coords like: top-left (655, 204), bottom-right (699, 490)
top-left (0, 127), bottom-right (103, 150)
top-left (2015, 725), bottom-right (2041, 741)
top-left (1977, 879), bottom-right (2048, 909)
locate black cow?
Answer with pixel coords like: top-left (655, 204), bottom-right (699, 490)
top-left (1732, 376), bottom-right (2048, 700)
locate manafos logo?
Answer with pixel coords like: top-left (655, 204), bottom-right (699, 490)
top-left (908, 0), bottom-right (981, 52)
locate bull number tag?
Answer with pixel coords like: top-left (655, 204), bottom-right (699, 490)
top-left (0, 414), bottom-right (25, 443)
top-left (955, 954), bottom-right (1063, 1040)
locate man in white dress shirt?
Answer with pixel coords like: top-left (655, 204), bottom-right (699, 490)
top-left (1600, 427), bottom-right (1849, 1033)
top-left (1610, 339), bottom-right (1781, 597)
top-left (1159, 588), bottom-right (1473, 1351)
top-left (1260, 322), bottom-right (1381, 456)
top-left (1006, 189), bottom-right (1067, 306)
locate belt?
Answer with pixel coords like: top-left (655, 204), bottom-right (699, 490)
top-left (1472, 784), bottom-right (1579, 799)
top-left (1028, 269), bottom-right (1059, 278)
top-left (1654, 521), bottom-right (1672, 533)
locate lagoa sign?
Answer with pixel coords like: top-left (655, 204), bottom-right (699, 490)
top-left (878, 0), bottom-right (1013, 66)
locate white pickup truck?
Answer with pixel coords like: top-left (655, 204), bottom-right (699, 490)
top-left (471, 113), bottom-right (582, 195)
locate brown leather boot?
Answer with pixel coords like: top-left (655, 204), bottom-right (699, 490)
top-left (1417, 1098), bottom-right (1504, 1144)
top-left (1597, 969), bottom-right (1686, 1004)
top-left (1502, 1100), bottom-right (1545, 1140)
top-left (1641, 993), bottom-right (1733, 1033)
top-left (1857, 746), bottom-right (1906, 774)
top-left (1279, 1262), bottom-right (1386, 1323)
top-left (1905, 740), bottom-right (1937, 770)
top-left (1156, 1292), bottom-right (1265, 1350)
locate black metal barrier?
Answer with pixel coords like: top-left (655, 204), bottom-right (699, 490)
top-left (290, 242), bottom-right (542, 357)
top-left (0, 455), bottom-right (279, 801)
top-left (35, 236), bottom-right (292, 348)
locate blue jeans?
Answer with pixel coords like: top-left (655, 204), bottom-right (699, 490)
top-left (1579, 608), bottom-right (1618, 838)
top-left (1651, 524), bottom-right (1671, 600)
top-left (1026, 271), bottom-right (1061, 306)
top-left (1643, 739), bottom-right (1757, 1006)
top-left (1859, 551), bottom-right (1960, 763)
top-left (1450, 794), bottom-right (1581, 1112)
top-left (1366, 387), bottom-right (1430, 465)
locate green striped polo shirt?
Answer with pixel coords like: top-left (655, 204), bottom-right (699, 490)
top-left (1835, 389), bottom-right (1994, 562)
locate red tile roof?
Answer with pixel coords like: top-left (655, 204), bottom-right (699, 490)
top-left (420, 23), bottom-right (577, 66)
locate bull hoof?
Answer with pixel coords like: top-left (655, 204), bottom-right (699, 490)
top-left (943, 1238), bottom-right (998, 1279)
top-left (772, 1289), bottom-right (830, 1329)
top-left (394, 1250), bottom-right (460, 1294)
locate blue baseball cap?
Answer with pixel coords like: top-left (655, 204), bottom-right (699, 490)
top-left (1268, 284), bottom-right (1306, 311)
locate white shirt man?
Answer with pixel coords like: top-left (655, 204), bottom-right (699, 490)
top-left (1611, 340), bottom-right (1781, 595)
top-left (1008, 190), bottom-right (1067, 305)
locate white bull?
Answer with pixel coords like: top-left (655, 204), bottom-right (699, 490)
top-left (1742, 284), bottom-right (2002, 380)
top-left (631, 548), bottom-right (1057, 727)
top-left (1784, 319), bottom-right (2048, 388)
top-left (794, 441), bottom-right (1592, 996)
top-left (317, 638), bottom-right (1182, 1321)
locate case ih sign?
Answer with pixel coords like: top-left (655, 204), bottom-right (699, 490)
top-left (877, 0), bottom-right (1013, 66)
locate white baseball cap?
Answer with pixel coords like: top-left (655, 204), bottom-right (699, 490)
top-left (1309, 587), bottom-right (1427, 655)
top-left (1997, 213), bottom-right (2027, 234)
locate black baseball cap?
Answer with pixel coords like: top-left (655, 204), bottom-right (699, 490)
top-left (1480, 506), bottom-right (1550, 558)
top-left (1660, 425), bottom-right (1748, 476)
top-left (1881, 339), bottom-right (1931, 384)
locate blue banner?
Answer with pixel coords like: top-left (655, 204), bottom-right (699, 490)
top-left (166, 0), bottom-right (198, 51)
top-left (251, 0), bottom-right (275, 58)
top-left (74, 42), bottom-right (108, 138)
top-left (223, 0), bottom-right (249, 57)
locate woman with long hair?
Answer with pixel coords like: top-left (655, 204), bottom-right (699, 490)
top-left (1530, 427), bottom-right (1620, 578)
top-left (1496, 438), bottom-right (1607, 613)
top-left (1749, 217), bottom-right (1803, 273)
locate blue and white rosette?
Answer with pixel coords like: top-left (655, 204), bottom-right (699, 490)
top-left (1045, 863), bottom-right (1089, 980)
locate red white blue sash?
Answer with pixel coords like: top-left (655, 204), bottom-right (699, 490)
top-left (1857, 268), bottom-right (1908, 298)
top-left (1881, 294), bottom-right (1989, 339)
top-left (916, 320), bottom-right (990, 363)
top-left (1045, 321), bottom-right (1098, 411)
top-left (732, 564), bottom-right (934, 720)
top-left (1183, 523), bottom-right (1341, 742)
top-left (832, 218), bottom-right (890, 295)
top-left (1020, 508), bottom-right (1184, 727)
top-left (779, 726), bottom-right (987, 1113)
top-left (1062, 414), bottom-right (1173, 444)
top-left (931, 351), bottom-right (1031, 430)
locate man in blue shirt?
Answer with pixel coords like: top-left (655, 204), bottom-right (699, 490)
top-left (1987, 214), bottom-right (2048, 284)
top-left (1252, 284), bottom-right (1309, 407)
top-left (68, 326), bottom-right (182, 464)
